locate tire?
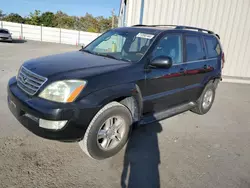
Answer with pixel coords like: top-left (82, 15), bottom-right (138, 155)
top-left (78, 101), bottom-right (133, 160)
top-left (191, 81), bottom-right (216, 115)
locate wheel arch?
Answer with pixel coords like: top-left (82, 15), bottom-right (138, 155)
top-left (82, 83), bottom-right (143, 122)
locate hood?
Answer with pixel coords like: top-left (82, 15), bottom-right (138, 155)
top-left (23, 51), bottom-right (130, 78)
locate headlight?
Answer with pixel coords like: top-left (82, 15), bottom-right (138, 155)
top-left (39, 80), bottom-right (87, 103)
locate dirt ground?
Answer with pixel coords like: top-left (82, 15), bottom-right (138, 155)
top-left (0, 41), bottom-right (250, 188)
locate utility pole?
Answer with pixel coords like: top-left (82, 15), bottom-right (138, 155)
top-left (111, 9), bottom-right (115, 28)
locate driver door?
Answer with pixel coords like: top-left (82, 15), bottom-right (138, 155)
top-left (142, 34), bottom-right (189, 114)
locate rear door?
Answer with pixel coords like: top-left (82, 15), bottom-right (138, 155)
top-left (182, 34), bottom-right (213, 101)
top-left (184, 34), bottom-right (221, 101)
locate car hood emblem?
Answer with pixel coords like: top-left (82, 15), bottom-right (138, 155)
top-left (21, 75), bottom-right (27, 83)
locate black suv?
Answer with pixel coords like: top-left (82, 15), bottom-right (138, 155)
top-left (8, 25), bottom-right (224, 159)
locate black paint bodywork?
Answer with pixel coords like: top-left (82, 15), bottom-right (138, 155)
top-left (7, 27), bottom-right (222, 141)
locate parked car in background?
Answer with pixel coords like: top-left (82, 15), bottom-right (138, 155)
top-left (0, 29), bottom-right (12, 42)
top-left (7, 25), bottom-right (224, 160)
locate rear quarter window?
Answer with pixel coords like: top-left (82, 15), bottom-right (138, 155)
top-left (204, 36), bottom-right (221, 58)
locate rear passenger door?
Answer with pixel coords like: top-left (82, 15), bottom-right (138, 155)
top-left (183, 35), bottom-right (215, 102)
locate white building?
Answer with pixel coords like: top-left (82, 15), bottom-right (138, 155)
top-left (119, 0), bottom-right (250, 79)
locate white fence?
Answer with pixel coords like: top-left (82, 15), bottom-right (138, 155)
top-left (0, 21), bottom-right (101, 46)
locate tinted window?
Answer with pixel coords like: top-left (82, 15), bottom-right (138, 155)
top-left (204, 36), bottom-right (221, 58)
top-left (129, 37), bottom-right (150, 53)
top-left (85, 30), bottom-right (155, 62)
top-left (152, 35), bottom-right (182, 64)
top-left (185, 36), bottom-right (205, 61)
top-left (0, 30), bottom-right (9, 34)
top-left (93, 34), bottom-right (126, 53)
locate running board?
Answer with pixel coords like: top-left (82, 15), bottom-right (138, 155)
top-left (139, 102), bottom-right (196, 125)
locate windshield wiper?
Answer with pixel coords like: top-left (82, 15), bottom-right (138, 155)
top-left (81, 49), bottom-right (94, 54)
top-left (95, 53), bottom-right (118, 60)
top-left (82, 50), bottom-right (132, 62)
top-left (82, 50), bottom-right (116, 59)
top-left (96, 53), bottom-right (132, 62)
top-left (119, 58), bottom-right (132, 62)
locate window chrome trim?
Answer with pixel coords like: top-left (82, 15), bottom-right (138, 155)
top-left (172, 57), bottom-right (218, 66)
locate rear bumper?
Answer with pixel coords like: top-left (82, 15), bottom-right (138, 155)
top-left (7, 77), bottom-right (100, 142)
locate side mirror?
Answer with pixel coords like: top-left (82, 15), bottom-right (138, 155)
top-left (150, 56), bottom-right (173, 69)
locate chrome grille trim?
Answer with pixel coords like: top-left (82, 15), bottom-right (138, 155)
top-left (17, 66), bottom-right (47, 95)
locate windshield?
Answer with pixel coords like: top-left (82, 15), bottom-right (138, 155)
top-left (83, 30), bottom-right (156, 62)
top-left (0, 30), bottom-right (9, 34)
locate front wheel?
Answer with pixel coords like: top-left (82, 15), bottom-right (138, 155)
top-left (191, 82), bottom-right (216, 115)
top-left (78, 102), bottom-right (132, 160)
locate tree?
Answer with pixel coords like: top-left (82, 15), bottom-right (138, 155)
top-left (53, 11), bottom-right (74, 29)
top-left (3, 13), bottom-right (25, 23)
top-left (97, 16), bottom-right (112, 32)
top-left (40, 12), bottom-right (55, 27)
top-left (79, 13), bottom-right (100, 32)
top-left (25, 10), bottom-right (41, 25)
top-left (0, 9), bottom-right (115, 33)
top-left (0, 9), bottom-right (5, 20)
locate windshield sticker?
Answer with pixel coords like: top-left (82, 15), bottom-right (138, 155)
top-left (136, 33), bottom-right (155, 39)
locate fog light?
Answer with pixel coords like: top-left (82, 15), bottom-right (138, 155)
top-left (39, 119), bottom-right (68, 130)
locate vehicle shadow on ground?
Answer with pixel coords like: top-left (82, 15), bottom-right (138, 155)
top-left (12, 39), bottom-right (27, 43)
top-left (0, 39), bottom-right (27, 43)
top-left (121, 120), bottom-right (162, 188)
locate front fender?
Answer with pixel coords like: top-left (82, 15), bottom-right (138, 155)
top-left (79, 83), bottom-right (143, 116)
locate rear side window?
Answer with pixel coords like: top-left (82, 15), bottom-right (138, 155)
top-left (204, 36), bottom-right (221, 58)
top-left (185, 35), bottom-right (205, 62)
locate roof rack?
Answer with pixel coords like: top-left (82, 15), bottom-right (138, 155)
top-left (132, 24), bottom-right (214, 34)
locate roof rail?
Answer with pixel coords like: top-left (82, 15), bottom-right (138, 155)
top-left (132, 24), bottom-right (214, 34)
top-left (175, 25), bottom-right (214, 34)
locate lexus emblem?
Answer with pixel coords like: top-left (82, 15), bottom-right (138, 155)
top-left (21, 75), bottom-right (27, 83)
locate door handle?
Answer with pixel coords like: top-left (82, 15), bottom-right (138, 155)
top-left (179, 68), bottom-right (186, 74)
top-left (204, 65), bottom-right (209, 69)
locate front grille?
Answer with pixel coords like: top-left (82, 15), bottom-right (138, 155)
top-left (17, 66), bottom-right (47, 95)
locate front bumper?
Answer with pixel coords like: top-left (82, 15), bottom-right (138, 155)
top-left (0, 37), bottom-right (12, 42)
top-left (7, 77), bottom-right (100, 142)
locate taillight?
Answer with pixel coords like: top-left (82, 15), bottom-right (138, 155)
top-left (221, 52), bottom-right (225, 69)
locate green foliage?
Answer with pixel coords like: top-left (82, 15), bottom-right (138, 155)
top-left (87, 27), bottom-right (98, 33)
top-left (1, 9), bottom-right (117, 33)
top-left (40, 12), bottom-right (55, 27)
top-left (98, 16), bottom-right (112, 32)
top-left (0, 9), bottom-right (5, 20)
top-left (53, 11), bottom-right (75, 29)
top-left (3, 13), bottom-right (24, 23)
top-left (25, 10), bottom-right (41, 25)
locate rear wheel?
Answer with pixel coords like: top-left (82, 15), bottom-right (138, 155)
top-left (78, 102), bottom-right (132, 160)
top-left (191, 82), bottom-right (216, 115)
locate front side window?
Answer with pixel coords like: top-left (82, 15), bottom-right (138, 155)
top-left (204, 36), bottom-right (221, 58)
top-left (84, 30), bottom-right (156, 62)
top-left (185, 35), bottom-right (205, 62)
top-left (152, 35), bottom-right (182, 64)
